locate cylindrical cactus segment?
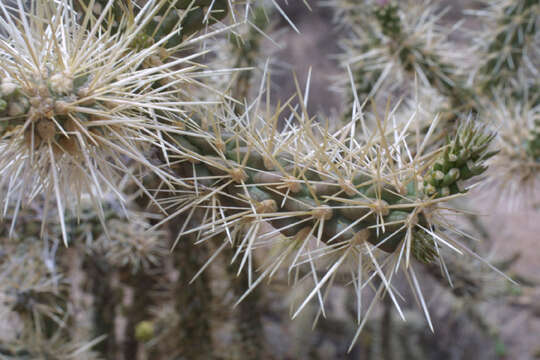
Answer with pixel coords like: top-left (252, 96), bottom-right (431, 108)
top-left (172, 119), bottom-right (496, 263)
top-left (479, 0), bottom-right (539, 91)
top-left (77, 0), bottom-right (229, 47)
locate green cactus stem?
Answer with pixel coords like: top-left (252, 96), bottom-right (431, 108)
top-left (479, 0), bottom-right (540, 93)
top-left (165, 118), bottom-right (496, 263)
top-left (423, 124), bottom-right (497, 198)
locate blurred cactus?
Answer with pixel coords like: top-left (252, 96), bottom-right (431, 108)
top-left (480, 97), bottom-right (540, 207)
top-left (335, 0), bottom-right (469, 118)
top-left (473, 0), bottom-right (540, 93)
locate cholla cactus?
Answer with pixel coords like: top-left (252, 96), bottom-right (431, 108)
top-left (0, 0), bottom-right (230, 244)
top-left (0, 228), bottom-right (103, 359)
top-left (157, 72), bottom-right (500, 348)
top-left (471, 0), bottom-right (540, 93)
top-left (481, 97), bottom-right (540, 207)
top-left (0, 0), bottom-right (533, 358)
top-left (334, 0), bottom-right (469, 117)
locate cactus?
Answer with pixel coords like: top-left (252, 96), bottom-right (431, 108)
top-left (0, 0), bottom-right (535, 358)
top-left (337, 0), bottom-right (473, 118)
top-left (480, 96), bottom-right (540, 207)
top-left (473, 0), bottom-right (540, 93)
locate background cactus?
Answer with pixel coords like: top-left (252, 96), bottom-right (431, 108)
top-left (0, 0), bottom-right (538, 359)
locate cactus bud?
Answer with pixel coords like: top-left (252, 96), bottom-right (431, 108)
top-left (442, 168), bottom-right (460, 186)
